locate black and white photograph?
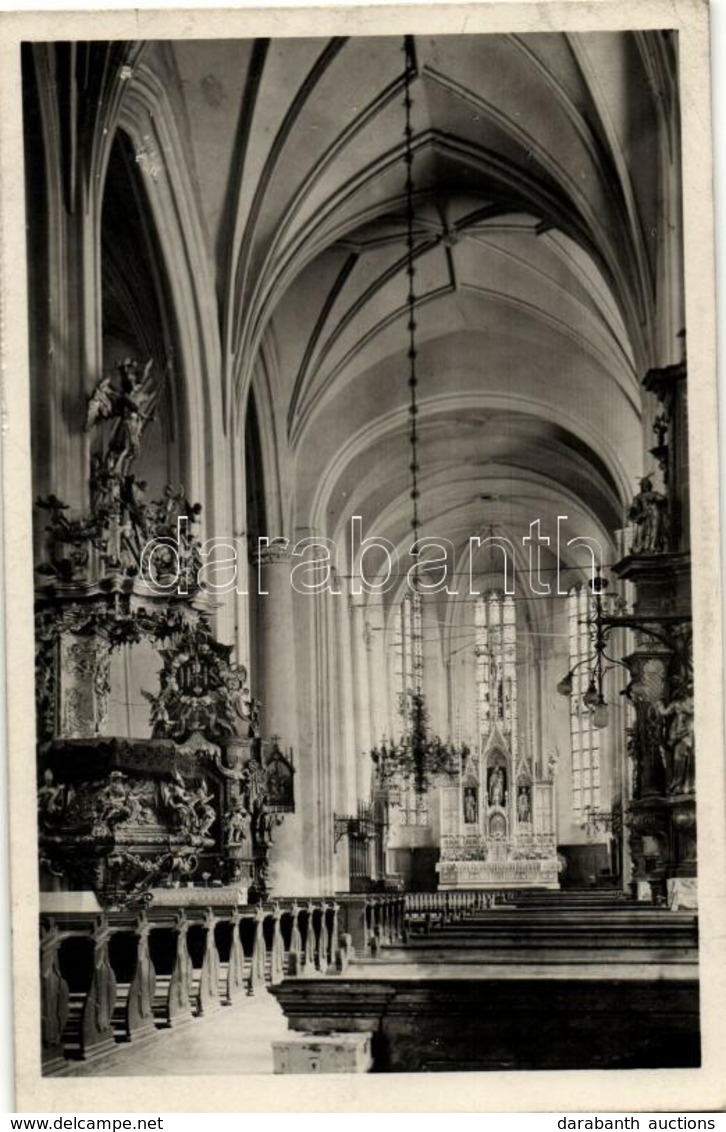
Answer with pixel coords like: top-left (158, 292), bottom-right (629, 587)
top-left (1, 0), bottom-right (723, 1112)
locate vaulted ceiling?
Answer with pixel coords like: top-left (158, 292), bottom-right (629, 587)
top-left (111, 32), bottom-right (678, 603)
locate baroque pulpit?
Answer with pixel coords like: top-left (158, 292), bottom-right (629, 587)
top-left (35, 358), bottom-right (294, 910)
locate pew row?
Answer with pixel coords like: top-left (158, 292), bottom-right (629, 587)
top-left (39, 892), bottom-right (406, 1074)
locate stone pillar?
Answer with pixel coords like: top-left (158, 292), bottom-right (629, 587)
top-left (350, 596), bottom-right (372, 801)
top-left (338, 589), bottom-right (358, 812)
top-left (366, 603), bottom-right (388, 743)
top-left (330, 588), bottom-right (355, 891)
top-left (28, 45), bottom-right (117, 515)
top-left (254, 544), bottom-right (305, 895)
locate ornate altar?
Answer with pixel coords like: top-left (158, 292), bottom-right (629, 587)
top-left (35, 359), bottom-right (294, 908)
top-left (436, 728), bottom-right (559, 889)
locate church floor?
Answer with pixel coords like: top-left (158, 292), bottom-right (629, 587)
top-left (62, 990), bottom-right (289, 1077)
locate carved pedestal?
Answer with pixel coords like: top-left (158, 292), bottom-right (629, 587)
top-left (615, 538), bottom-right (694, 903)
top-left (670, 798), bottom-right (697, 876)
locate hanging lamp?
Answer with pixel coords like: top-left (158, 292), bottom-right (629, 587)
top-left (370, 37), bottom-right (466, 797)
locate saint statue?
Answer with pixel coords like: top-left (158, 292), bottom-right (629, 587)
top-left (657, 692), bottom-right (695, 795)
top-left (628, 476), bottom-right (669, 555)
top-left (517, 785), bottom-right (531, 823)
top-left (463, 786), bottom-right (478, 824)
top-left (488, 766), bottom-right (505, 807)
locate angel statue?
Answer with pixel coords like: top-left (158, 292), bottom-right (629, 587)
top-left (86, 358), bottom-right (159, 476)
top-left (85, 374), bottom-right (116, 431)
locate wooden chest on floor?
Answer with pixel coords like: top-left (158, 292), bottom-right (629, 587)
top-left (272, 1031), bottom-right (373, 1073)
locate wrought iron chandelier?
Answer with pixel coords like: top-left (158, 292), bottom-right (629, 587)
top-left (556, 571), bottom-right (629, 729)
top-left (556, 567), bottom-right (692, 729)
top-left (370, 37), bottom-right (466, 798)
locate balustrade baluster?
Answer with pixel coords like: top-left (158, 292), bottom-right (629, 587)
top-left (125, 912), bottom-right (157, 1042)
top-left (226, 910), bottom-right (246, 1004)
top-left (330, 901), bottom-right (341, 965)
top-left (390, 897), bottom-right (399, 942)
top-left (197, 909), bottom-right (221, 1016)
top-left (249, 906), bottom-right (267, 994)
top-left (40, 920), bottom-right (70, 1073)
top-left (316, 902), bottom-right (329, 973)
top-left (372, 899), bottom-right (383, 952)
top-left (379, 898), bottom-right (389, 944)
top-left (167, 911), bottom-right (194, 1027)
top-left (81, 917), bottom-right (117, 1060)
top-left (270, 904), bottom-right (285, 985)
top-left (288, 902), bottom-right (303, 975)
top-left (304, 902), bottom-right (317, 974)
top-left (401, 897), bottom-right (410, 943)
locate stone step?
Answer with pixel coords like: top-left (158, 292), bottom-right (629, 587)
top-left (379, 945), bottom-right (697, 964)
top-left (423, 917), bottom-right (697, 932)
top-left (414, 920), bottom-right (696, 938)
top-left (446, 910), bottom-right (696, 923)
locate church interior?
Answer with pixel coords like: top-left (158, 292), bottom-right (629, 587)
top-left (24, 31), bottom-right (699, 1075)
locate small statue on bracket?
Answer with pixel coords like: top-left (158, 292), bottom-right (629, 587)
top-left (223, 799), bottom-right (251, 846)
top-left (628, 475), bottom-right (669, 555)
top-left (37, 769), bottom-right (67, 825)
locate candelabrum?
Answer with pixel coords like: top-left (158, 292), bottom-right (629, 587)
top-left (370, 690), bottom-right (465, 797)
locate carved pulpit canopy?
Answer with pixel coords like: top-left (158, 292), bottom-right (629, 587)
top-left (143, 616), bottom-right (261, 745)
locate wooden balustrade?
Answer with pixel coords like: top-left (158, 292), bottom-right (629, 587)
top-left (39, 892), bottom-right (406, 1075)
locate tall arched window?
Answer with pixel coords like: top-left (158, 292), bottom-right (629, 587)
top-left (567, 585), bottom-right (601, 817)
top-left (474, 592), bottom-right (518, 748)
